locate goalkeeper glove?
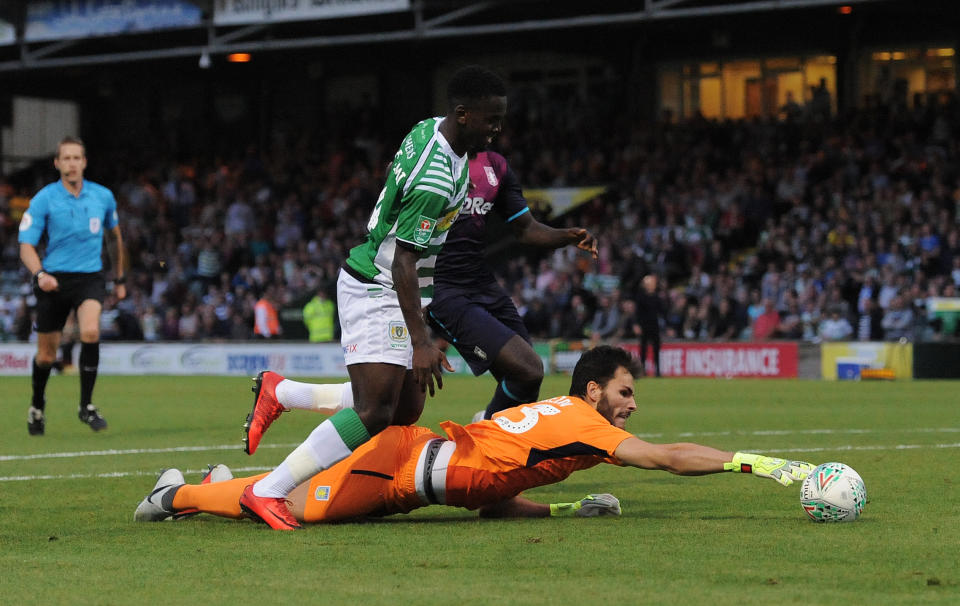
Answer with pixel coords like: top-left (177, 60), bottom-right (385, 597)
top-left (724, 452), bottom-right (814, 487)
top-left (549, 494), bottom-right (621, 517)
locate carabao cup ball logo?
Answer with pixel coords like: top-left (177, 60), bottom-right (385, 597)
top-left (414, 215), bottom-right (436, 244)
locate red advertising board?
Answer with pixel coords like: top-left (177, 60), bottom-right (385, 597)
top-left (623, 342), bottom-right (798, 378)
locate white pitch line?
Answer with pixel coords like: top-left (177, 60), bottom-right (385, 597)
top-left (0, 465), bottom-right (273, 482)
top-left (3, 443), bottom-right (960, 483)
top-left (633, 427), bottom-right (960, 439)
top-left (3, 427), bottom-right (960, 462)
top-left (773, 442), bottom-right (960, 454)
top-left (0, 442), bottom-right (301, 462)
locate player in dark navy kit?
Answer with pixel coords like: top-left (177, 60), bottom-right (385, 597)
top-left (428, 150), bottom-right (597, 419)
top-left (19, 136), bottom-right (126, 435)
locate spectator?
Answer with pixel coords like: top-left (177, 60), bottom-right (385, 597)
top-left (588, 293), bottom-right (620, 341)
top-left (635, 275), bottom-right (664, 375)
top-left (253, 286), bottom-right (281, 339)
top-left (752, 299), bottom-right (781, 340)
top-left (857, 298), bottom-right (885, 342)
top-left (819, 307), bottom-right (853, 341)
top-left (881, 295), bottom-right (914, 341)
top-left (302, 288), bottom-right (335, 343)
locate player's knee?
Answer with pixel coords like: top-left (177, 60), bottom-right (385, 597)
top-left (509, 354), bottom-right (544, 385)
top-left (501, 375), bottom-right (542, 404)
top-left (35, 353), bottom-right (56, 366)
top-left (391, 398), bottom-right (424, 426)
top-left (79, 329), bottom-right (100, 343)
top-left (355, 407), bottom-right (393, 435)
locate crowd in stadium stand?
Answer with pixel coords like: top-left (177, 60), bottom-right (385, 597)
top-left (2, 89), bottom-right (960, 345)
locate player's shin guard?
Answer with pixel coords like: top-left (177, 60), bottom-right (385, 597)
top-left (252, 409), bottom-right (371, 498)
top-left (484, 377), bottom-right (541, 419)
top-left (32, 358), bottom-right (53, 408)
top-left (79, 342), bottom-right (99, 406)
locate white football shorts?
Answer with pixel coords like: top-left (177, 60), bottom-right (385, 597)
top-left (337, 268), bottom-right (412, 368)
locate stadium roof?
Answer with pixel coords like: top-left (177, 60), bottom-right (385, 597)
top-left (0, 0), bottom-right (938, 72)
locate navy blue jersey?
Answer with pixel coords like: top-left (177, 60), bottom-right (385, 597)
top-left (433, 151), bottom-right (529, 290)
top-left (18, 180), bottom-right (119, 273)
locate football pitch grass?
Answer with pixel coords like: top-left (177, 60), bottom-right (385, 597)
top-left (2, 374), bottom-right (958, 605)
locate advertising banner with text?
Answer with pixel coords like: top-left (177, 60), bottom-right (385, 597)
top-left (214, 0), bottom-right (409, 25)
top-left (25, 1), bottom-right (202, 42)
top-left (553, 342), bottom-right (798, 378)
top-left (0, 343), bottom-right (348, 377)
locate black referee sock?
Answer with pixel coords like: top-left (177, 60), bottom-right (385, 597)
top-left (483, 377), bottom-right (541, 419)
top-left (32, 358), bottom-right (53, 409)
top-left (79, 342), bottom-right (100, 407)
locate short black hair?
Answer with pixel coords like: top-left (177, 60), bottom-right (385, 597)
top-left (57, 136), bottom-right (85, 157)
top-left (568, 346), bottom-right (639, 398)
top-left (446, 65), bottom-right (507, 108)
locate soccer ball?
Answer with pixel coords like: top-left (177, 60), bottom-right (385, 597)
top-left (800, 462), bottom-right (866, 522)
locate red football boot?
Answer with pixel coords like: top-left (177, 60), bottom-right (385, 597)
top-left (243, 371), bottom-right (288, 455)
top-left (239, 485), bottom-right (302, 530)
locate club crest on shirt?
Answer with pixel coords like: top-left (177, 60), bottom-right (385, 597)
top-left (89, 217), bottom-right (101, 234)
top-left (388, 321), bottom-right (409, 349)
top-left (414, 215), bottom-right (436, 244)
top-left (314, 486), bottom-right (331, 501)
top-left (483, 166), bottom-right (498, 187)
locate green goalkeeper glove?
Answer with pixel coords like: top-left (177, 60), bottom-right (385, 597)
top-left (724, 452), bottom-right (815, 487)
top-left (549, 494), bottom-right (621, 517)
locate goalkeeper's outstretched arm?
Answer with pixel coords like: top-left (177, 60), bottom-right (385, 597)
top-left (478, 494), bottom-right (621, 518)
top-left (613, 437), bottom-right (814, 486)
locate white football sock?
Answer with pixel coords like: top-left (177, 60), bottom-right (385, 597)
top-left (275, 380), bottom-right (353, 414)
top-left (252, 419), bottom-right (352, 498)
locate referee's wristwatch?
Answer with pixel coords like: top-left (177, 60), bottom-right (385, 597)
top-left (33, 270), bottom-right (47, 287)
top-left (114, 276), bottom-right (126, 285)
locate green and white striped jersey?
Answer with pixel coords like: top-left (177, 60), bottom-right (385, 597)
top-left (345, 117), bottom-right (469, 303)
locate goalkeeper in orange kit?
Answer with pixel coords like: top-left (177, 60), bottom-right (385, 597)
top-left (135, 346), bottom-right (814, 526)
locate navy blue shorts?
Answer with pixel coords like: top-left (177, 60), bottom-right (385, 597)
top-left (427, 283), bottom-right (530, 376)
top-left (34, 271), bottom-right (106, 333)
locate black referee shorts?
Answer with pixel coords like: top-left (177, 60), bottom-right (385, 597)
top-left (34, 271), bottom-right (106, 333)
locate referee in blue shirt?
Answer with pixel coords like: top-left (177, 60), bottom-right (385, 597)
top-left (18, 136), bottom-right (126, 435)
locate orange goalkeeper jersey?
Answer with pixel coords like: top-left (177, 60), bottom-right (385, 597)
top-left (440, 395), bottom-right (634, 510)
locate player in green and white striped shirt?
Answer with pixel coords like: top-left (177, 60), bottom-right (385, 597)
top-left (240, 66), bottom-right (509, 529)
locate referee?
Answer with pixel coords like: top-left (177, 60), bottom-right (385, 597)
top-left (18, 136), bottom-right (126, 435)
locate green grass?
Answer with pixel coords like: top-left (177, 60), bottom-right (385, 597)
top-left (2, 374), bottom-right (959, 605)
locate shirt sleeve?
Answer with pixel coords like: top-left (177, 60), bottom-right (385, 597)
top-left (491, 154), bottom-right (530, 223)
top-left (17, 194), bottom-right (48, 246)
top-left (394, 188), bottom-right (449, 250)
top-left (103, 189), bottom-right (119, 230)
top-left (570, 408), bottom-right (636, 462)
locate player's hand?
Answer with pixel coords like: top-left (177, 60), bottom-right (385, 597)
top-left (724, 452), bottom-right (815, 487)
top-left (412, 341), bottom-right (454, 397)
top-left (568, 228), bottom-right (598, 259)
top-left (550, 493), bottom-right (621, 517)
top-left (115, 284), bottom-right (127, 300)
top-left (37, 273), bottom-right (58, 292)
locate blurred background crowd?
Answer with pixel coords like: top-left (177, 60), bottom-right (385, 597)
top-left (1, 87), bottom-right (959, 346)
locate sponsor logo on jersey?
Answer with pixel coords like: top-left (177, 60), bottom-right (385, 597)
top-left (435, 207), bottom-right (461, 232)
top-left (314, 486), bottom-right (331, 501)
top-left (404, 137), bottom-right (416, 159)
top-left (343, 344), bottom-right (358, 354)
top-left (461, 196), bottom-right (493, 216)
top-left (89, 217), bottom-right (101, 233)
top-left (483, 166), bottom-right (498, 187)
top-left (414, 215), bottom-right (436, 244)
top-left (19, 212), bottom-right (32, 231)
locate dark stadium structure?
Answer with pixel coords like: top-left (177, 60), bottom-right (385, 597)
top-left (2, 0), bottom-right (960, 365)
